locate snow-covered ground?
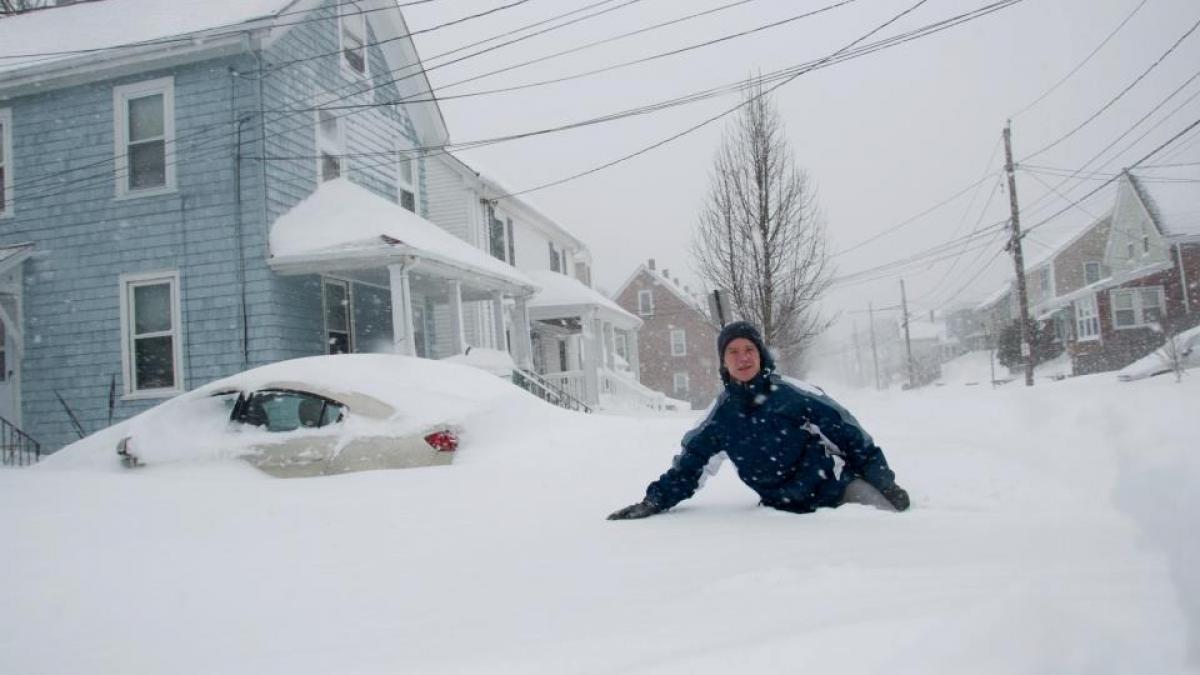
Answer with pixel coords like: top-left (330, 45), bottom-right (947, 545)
top-left (2, 355), bottom-right (1197, 674)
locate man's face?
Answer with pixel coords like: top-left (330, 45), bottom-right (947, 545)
top-left (723, 337), bottom-right (761, 384)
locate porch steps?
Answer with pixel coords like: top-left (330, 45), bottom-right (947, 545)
top-left (512, 369), bottom-right (592, 414)
top-left (1, 415), bottom-right (42, 466)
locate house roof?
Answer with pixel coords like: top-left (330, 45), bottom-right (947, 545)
top-left (974, 281), bottom-right (1013, 312)
top-left (0, 0), bottom-right (289, 77)
top-left (1129, 168), bottom-right (1200, 239)
top-left (612, 262), bottom-right (710, 317)
top-left (0, 0), bottom-right (450, 146)
top-left (525, 270), bottom-right (641, 329)
top-left (268, 178), bottom-right (536, 293)
top-left (0, 242), bottom-right (34, 276)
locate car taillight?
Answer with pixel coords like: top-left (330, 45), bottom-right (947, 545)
top-left (424, 430), bottom-right (458, 452)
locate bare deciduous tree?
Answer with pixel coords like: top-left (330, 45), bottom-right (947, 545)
top-left (691, 81), bottom-right (833, 372)
top-left (0, 0), bottom-right (75, 17)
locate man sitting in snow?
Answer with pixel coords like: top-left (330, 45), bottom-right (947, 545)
top-left (608, 321), bottom-right (910, 520)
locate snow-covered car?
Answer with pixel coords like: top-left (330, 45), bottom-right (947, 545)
top-left (1116, 325), bottom-right (1200, 382)
top-left (48, 354), bottom-right (529, 477)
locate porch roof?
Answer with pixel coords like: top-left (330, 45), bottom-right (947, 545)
top-left (525, 270), bottom-right (642, 330)
top-left (0, 243), bottom-right (34, 276)
top-left (268, 179), bottom-right (537, 295)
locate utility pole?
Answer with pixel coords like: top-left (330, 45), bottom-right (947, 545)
top-left (868, 302), bottom-right (881, 390)
top-left (900, 279), bottom-right (915, 389)
top-left (1003, 120), bottom-right (1035, 387)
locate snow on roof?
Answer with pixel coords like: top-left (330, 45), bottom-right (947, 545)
top-left (269, 178), bottom-right (535, 289)
top-left (525, 270), bottom-right (640, 326)
top-left (613, 263), bottom-right (710, 317)
top-left (0, 0), bottom-right (289, 75)
top-left (1131, 168), bottom-right (1200, 238)
top-left (975, 282), bottom-right (1013, 311)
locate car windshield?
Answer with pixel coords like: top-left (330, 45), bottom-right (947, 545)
top-left (237, 390), bottom-right (345, 432)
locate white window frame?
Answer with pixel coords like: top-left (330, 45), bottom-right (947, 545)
top-left (670, 329), bottom-right (687, 356)
top-left (339, 3), bottom-right (369, 78)
top-left (119, 270), bottom-right (183, 398)
top-left (1142, 234), bottom-right (1151, 255)
top-left (1083, 261), bottom-right (1101, 285)
top-left (322, 277), bottom-right (355, 354)
top-left (1074, 294), bottom-right (1100, 342)
top-left (1109, 286), bottom-right (1165, 330)
top-left (673, 372), bottom-right (689, 397)
top-left (1126, 241), bottom-right (1135, 260)
top-left (113, 77), bottom-right (176, 198)
top-left (637, 289), bottom-right (653, 316)
top-left (614, 332), bottom-right (627, 360)
top-left (0, 107), bottom-right (11, 217)
top-left (315, 108), bottom-right (345, 183)
top-left (396, 143), bottom-right (418, 213)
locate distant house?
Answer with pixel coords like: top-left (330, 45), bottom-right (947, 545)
top-left (0, 0), bottom-right (547, 452)
top-left (613, 259), bottom-right (719, 409)
top-left (977, 169), bottom-right (1199, 376)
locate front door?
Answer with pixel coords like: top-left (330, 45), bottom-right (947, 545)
top-left (0, 318), bottom-right (15, 424)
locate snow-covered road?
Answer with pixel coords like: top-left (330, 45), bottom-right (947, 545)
top-left (2, 367), bottom-right (1196, 674)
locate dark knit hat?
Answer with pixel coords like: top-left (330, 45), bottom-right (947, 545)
top-left (716, 321), bottom-right (774, 383)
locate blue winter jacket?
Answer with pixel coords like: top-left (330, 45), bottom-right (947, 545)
top-left (644, 368), bottom-right (897, 514)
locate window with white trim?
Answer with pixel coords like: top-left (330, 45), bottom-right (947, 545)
top-left (486, 205), bottom-right (514, 264)
top-left (615, 333), bottom-right (627, 360)
top-left (0, 108), bottom-right (11, 215)
top-left (397, 146), bottom-right (418, 212)
top-left (670, 329), bottom-right (687, 356)
top-left (323, 278), bottom-right (353, 354)
top-left (549, 242), bottom-right (561, 273)
top-left (316, 109), bottom-right (344, 182)
top-left (0, 320), bottom-right (6, 382)
top-left (1126, 241), bottom-right (1135, 259)
top-left (1110, 286), bottom-right (1164, 329)
top-left (120, 271), bottom-right (182, 395)
top-left (637, 289), bottom-right (653, 316)
top-left (1075, 294), bottom-right (1099, 341)
top-left (114, 78), bottom-right (175, 196)
top-left (1039, 268), bottom-right (1050, 294)
top-left (1142, 235), bottom-right (1150, 254)
top-left (1083, 261), bottom-right (1101, 285)
top-left (340, 4), bottom-right (368, 77)
top-left (673, 372), bottom-right (689, 397)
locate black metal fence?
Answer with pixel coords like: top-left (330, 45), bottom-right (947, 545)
top-left (1, 416), bottom-right (41, 466)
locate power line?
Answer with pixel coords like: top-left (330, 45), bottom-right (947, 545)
top-left (1010, 0), bottom-right (1149, 119)
top-left (1020, 13), bottom-right (1200, 162)
top-left (489, 0), bottom-right (1027, 201)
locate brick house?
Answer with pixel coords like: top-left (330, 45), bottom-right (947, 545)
top-left (613, 260), bottom-right (719, 409)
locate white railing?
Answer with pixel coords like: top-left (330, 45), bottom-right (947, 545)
top-left (599, 368), bottom-right (671, 411)
top-left (540, 370), bottom-right (588, 405)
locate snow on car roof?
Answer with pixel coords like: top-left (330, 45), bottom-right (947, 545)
top-left (41, 354), bottom-right (536, 471)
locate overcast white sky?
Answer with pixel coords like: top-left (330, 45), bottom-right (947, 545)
top-left (405, 0), bottom-right (1200, 340)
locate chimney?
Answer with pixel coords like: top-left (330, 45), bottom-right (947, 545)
top-left (648, 258), bottom-right (656, 271)
top-left (662, 268), bottom-right (670, 279)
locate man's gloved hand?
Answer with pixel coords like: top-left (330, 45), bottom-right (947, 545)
top-left (881, 484), bottom-right (911, 511)
top-left (607, 499), bottom-right (662, 520)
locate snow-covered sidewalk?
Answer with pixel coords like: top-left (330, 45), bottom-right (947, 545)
top-left (2, 371), bottom-right (1195, 674)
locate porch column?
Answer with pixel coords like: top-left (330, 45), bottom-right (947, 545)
top-left (491, 291), bottom-right (508, 352)
top-left (388, 263), bottom-right (416, 356)
top-left (603, 321), bottom-right (615, 370)
top-left (582, 309), bottom-right (601, 406)
top-left (511, 295), bottom-right (534, 370)
top-left (447, 280), bottom-right (466, 355)
top-left (628, 329), bottom-right (642, 383)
